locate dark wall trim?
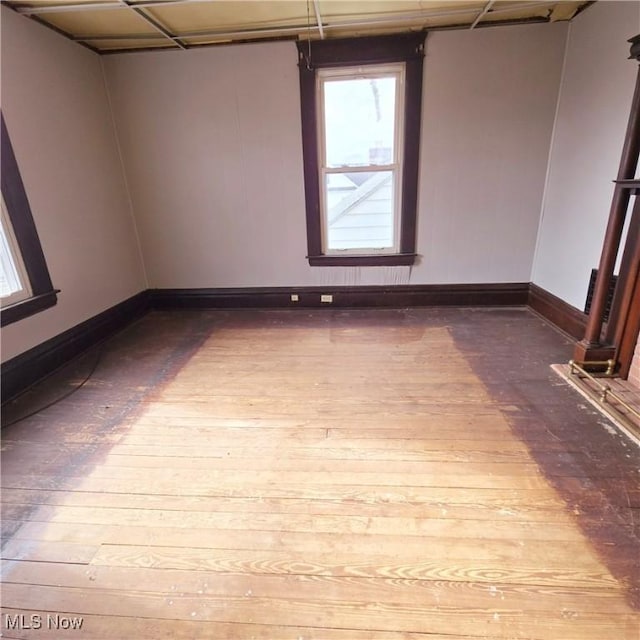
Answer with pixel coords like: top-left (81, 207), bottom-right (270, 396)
top-left (149, 283), bottom-right (530, 310)
top-left (1, 290), bottom-right (59, 327)
top-left (307, 253), bottom-right (417, 267)
top-left (1, 115), bottom-right (52, 295)
top-left (2, 281), bottom-right (588, 405)
top-left (297, 33), bottom-right (425, 266)
top-left (1, 291), bottom-right (149, 404)
top-left (1, 113), bottom-right (58, 326)
top-left (297, 32), bottom-right (427, 68)
top-left (528, 283), bottom-right (588, 340)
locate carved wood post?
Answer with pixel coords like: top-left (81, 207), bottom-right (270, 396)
top-left (574, 36), bottom-right (640, 364)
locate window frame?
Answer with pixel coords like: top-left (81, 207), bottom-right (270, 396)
top-left (1, 113), bottom-right (57, 327)
top-left (318, 63), bottom-right (405, 256)
top-left (1, 193), bottom-right (33, 306)
top-left (297, 33), bottom-right (426, 267)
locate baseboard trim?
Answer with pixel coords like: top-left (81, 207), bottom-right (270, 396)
top-left (1, 291), bottom-right (150, 404)
top-left (149, 283), bottom-right (530, 309)
top-left (2, 282), bottom-right (582, 405)
top-left (528, 283), bottom-right (587, 340)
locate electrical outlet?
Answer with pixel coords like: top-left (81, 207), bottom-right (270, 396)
top-left (290, 294), bottom-right (299, 302)
top-left (321, 294), bottom-right (333, 303)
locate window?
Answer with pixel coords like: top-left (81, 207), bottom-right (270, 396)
top-left (1, 113), bottom-right (57, 326)
top-left (320, 65), bottom-right (403, 254)
top-left (1, 194), bottom-right (32, 306)
top-left (297, 33), bottom-right (426, 266)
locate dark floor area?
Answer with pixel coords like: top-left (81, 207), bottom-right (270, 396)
top-left (1, 306), bottom-right (639, 638)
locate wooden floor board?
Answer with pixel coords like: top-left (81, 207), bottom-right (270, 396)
top-left (4, 521), bottom-right (620, 564)
top-left (1, 491), bottom-right (580, 524)
top-left (0, 609), bottom-right (523, 640)
top-left (2, 583), bottom-right (637, 640)
top-left (2, 308), bottom-right (639, 638)
top-left (2, 560), bottom-right (631, 613)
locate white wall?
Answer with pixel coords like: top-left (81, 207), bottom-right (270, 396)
top-left (104, 22), bottom-right (566, 288)
top-left (1, 6), bottom-right (147, 362)
top-left (418, 23), bottom-right (566, 283)
top-left (105, 42), bottom-right (308, 289)
top-left (532, 1), bottom-right (640, 310)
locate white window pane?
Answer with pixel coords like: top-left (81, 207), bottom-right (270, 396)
top-left (0, 195), bottom-right (31, 306)
top-left (0, 218), bottom-right (24, 298)
top-left (324, 76), bottom-right (396, 168)
top-left (325, 171), bottom-right (394, 250)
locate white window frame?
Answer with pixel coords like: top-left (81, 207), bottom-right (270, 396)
top-left (0, 193), bottom-right (32, 307)
top-left (317, 63), bottom-right (405, 256)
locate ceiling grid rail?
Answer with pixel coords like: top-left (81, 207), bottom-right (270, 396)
top-left (470, 0), bottom-right (496, 29)
top-left (120, 0), bottom-right (186, 49)
top-left (13, 0), bottom-right (221, 14)
top-left (312, 0), bottom-right (325, 39)
top-left (66, 2), bottom-right (560, 44)
top-left (13, 0), bottom-right (559, 17)
top-left (7, 0), bottom-right (590, 53)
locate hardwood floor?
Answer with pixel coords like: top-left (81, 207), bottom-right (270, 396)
top-left (1, 307), bottom-right (639, 639)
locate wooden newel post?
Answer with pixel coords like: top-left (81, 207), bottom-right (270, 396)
top-left (574, 35), bottom-right (640, 365)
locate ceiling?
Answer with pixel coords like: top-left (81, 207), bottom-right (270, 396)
top-left (3, 0), bottom-right (593, 54)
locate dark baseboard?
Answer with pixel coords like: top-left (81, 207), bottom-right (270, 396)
top-left (2, 282), bottom-right (582, 405)
top-left (149, 283), bottom-right (530, 309)
top-left (1, 291), bottom-right (150, 404)
top-left (528, 283), bottom-right (587, 340)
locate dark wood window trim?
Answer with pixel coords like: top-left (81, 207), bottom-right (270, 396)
top-left (296, 33), bottom-right (426, 267)
top-left (1, 113), bottom-right (58, 327)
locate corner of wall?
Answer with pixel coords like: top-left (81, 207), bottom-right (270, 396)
top-left (530, 21), bottom-right (572, 285)
top-left (99, 56), bottom-right (149, 290)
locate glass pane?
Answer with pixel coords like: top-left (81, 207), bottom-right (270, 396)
top-left (324, 76), bottom-right (396, 168)
top-left (325, 171), bottom-right (394, 250)
top-left (0, 215), bottom-right (24, 298)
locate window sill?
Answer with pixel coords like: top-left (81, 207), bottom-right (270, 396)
top-left (1, 289), bottom-right (59, 327)
top-left (307, 253), bottom-right (417, 267)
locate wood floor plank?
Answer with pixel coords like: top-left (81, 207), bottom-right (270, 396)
top-left (0, 610), bottom-right (494, 640)
top-left (1, 584), bottom-right (636, 640)
top-left (120, 408), bottom-right (515, 426)
top-left (0, 486), bottom-right (570, 509)
top-left (0, 445), bottom-right (550, 469)
top-left (0, 491), bottom-right (579, 524)
top-left (3, 522), bottom-right (617, 568)
top-left (3, 456), bottom-right (565, 479)
top-left (1, 561), bottom-right (632, 613)
top-left (2, 308), bottom-right (638, 639)
top-left (0, 470), bottom-right (566, 492)
top-left (0, 539), bottom-right (98, 564)
top-left (87, 543), bottom-right (621, 589)
top-left (0, 504), bottom-right (589, 541)
top-left (2, 454), bottom-right (597, 483)
top-left (129, 399), bottom-right (510, 420)
top-left (3, 436), bottom-right (557, 454)
top-left (4, 474), bottom-right (636, 506)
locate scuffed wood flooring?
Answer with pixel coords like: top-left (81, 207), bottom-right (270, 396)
top-left (1, 308), bottom-right (639, 639)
